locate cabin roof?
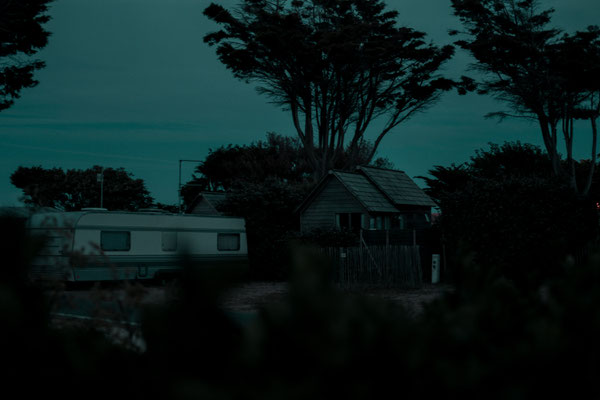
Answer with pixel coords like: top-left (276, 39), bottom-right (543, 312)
top-left (296, 165), bottom-right (435, 214)
top-left (187, 191), bottom-right (227, 213)
top-left (331, 171), bottom-right (398, 213)
top-left (357, 166), bottom-right (436, 207)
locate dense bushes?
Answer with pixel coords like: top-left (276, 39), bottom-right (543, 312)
top-left (7, 220), bottom-right (600, 398)
top-left (217, 179), bottom-right (313, 280)
top-left (291, 227), bottom-right (359, 247)
top-left (422, 142), bottom-right (599, 288)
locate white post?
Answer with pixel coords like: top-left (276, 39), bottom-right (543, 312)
top-left (431, 254), bottom-right (441, 284)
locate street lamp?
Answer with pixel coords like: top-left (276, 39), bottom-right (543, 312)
top-left (97, 167), bottom-right (104, 208)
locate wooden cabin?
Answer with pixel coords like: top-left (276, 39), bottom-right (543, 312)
top-left (296, 166), bottom-right (435, 234)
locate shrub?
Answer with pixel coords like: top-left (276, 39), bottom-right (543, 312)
top-left (217, 179), bottom-right (314, 280)
top-left (291, 228), bottom-right (359, 248)
top-left (422, 142), bottom-right (599, 289)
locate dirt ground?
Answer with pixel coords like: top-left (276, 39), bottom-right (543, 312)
top-left (51, 281), bottom-right (452, 316)
top-left (48, 281), bottom-right (452, 352)
top-left (217, 282), bottom-right (452, 315)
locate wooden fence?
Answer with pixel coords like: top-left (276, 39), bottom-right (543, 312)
top-left (321, 244), bottom-right (422, 288)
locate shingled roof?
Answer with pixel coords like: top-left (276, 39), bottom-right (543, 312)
top-left (187, 191), bottom-right (227, 214)
top-left (331, 171), bottom-right (398, 213)
top-left (357, 166), bottom-right (436, 207)
top-left (201, 192), bottom-right (227, 206)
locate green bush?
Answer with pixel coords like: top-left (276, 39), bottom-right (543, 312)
top-left (217, 179), bottom-right (314, 280)
top-left (422, 142), bottom-right (599, 289)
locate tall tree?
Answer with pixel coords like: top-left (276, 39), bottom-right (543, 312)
top-left (203, 0), bottom-right (455, 178)
top-left (11, 165), bottom-right (154, 211)
top-left (451, 0), bottom-right (600, 195)
top-left (552, 28), bottom-right (600, 195)
top-left (0, 0), bottom-right (52, 111)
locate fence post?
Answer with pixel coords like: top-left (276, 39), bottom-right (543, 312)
top-left (386, 229), bottom-right (390, 272)
top-left (359, 229), bottom-right (364, 274)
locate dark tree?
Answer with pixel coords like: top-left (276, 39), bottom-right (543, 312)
top-left (204, 0), bottom-right (455, 178)
top-left (552, 28), bottom-right (600, 195)
top-left (189, 133), bottom-right (311, 192)
top-left (11, 165), bottom-right (154, 211)
top-left (451, 0), bottom-right (600, 195)
top-left (181, 132), bottom-right (392, 207)
top-left (421, 142), bottom-right (598, 287)
top-left (0, 0), bottom-right (52, 111)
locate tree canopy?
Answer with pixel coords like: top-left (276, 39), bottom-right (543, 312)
top-left (11, 165), bottom-right (154, 211)
top-left (451, 0), bottom-right (600, 195)
top-left (204, 0), bottom-right (455, 178)
top-left (0, 0), bottom-right (52, 111)
top-left (181, 132), bottom-right (393, 208)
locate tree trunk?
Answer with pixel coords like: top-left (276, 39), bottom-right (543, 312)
top-left (563, 117), bottom-right (578, 192)
top-left (582, 116), bottom-right (598, 197)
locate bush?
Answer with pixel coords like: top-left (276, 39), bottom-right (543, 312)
top-left (8, 224), bottom-right (600, 398)
top-left (422, 142), bottom-right (599, 289)
top-left (217, 179), bottom-right (314, 280)
top-left (291, 228), bottom-right (359, 247)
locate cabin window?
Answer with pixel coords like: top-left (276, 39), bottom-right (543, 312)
top-left (218, 233), bottom-right (240, 251)
top-left (368, 215), bottom-right (386, 230)
top-left (391, 215), bottom-right (405, 229)
top-left (335, 213), bottom-right (362, 231)
top-left (101, 231), bottom-right (130, 251)
top-left (162, 232), bottom-right (177, 251)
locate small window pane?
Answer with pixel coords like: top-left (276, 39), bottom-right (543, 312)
top-left (218, 233), bottom-right (240, 251)
top-left (162, 232), bottom-right (177, 251)
top-left (336, 213), bottom-right (350, 229)
top-left (350, 213), bottom-right (362, 231)
top-left (101, 231), bottom-right (130, 251)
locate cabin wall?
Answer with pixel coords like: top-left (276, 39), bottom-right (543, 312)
top-left (301, 177), bottom-right (367, 233)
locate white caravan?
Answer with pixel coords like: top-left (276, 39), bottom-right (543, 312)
top-left (26, 210), bottom-right (248, 281)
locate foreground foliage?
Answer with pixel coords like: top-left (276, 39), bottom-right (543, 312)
top-left (5, 216), bottom-right (600, 398)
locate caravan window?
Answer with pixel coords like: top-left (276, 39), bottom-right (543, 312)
top-left (218, 233), bottom-right (240, 251)
top-left (101, 231), bottom-right (130, 251)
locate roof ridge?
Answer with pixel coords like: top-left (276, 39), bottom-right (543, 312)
top-left (357, 165), bottom-right (406, 173)
top-left (331, 170), bottom-right (396, 213)
top-left (357, 165), bottom-right (435, 207)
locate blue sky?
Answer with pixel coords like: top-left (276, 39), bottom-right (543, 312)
top-left (0, 0), bottom-right (598, 206)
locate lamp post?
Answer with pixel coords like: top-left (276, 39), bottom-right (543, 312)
top-left (97, 167), bottom-right (104, 208)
